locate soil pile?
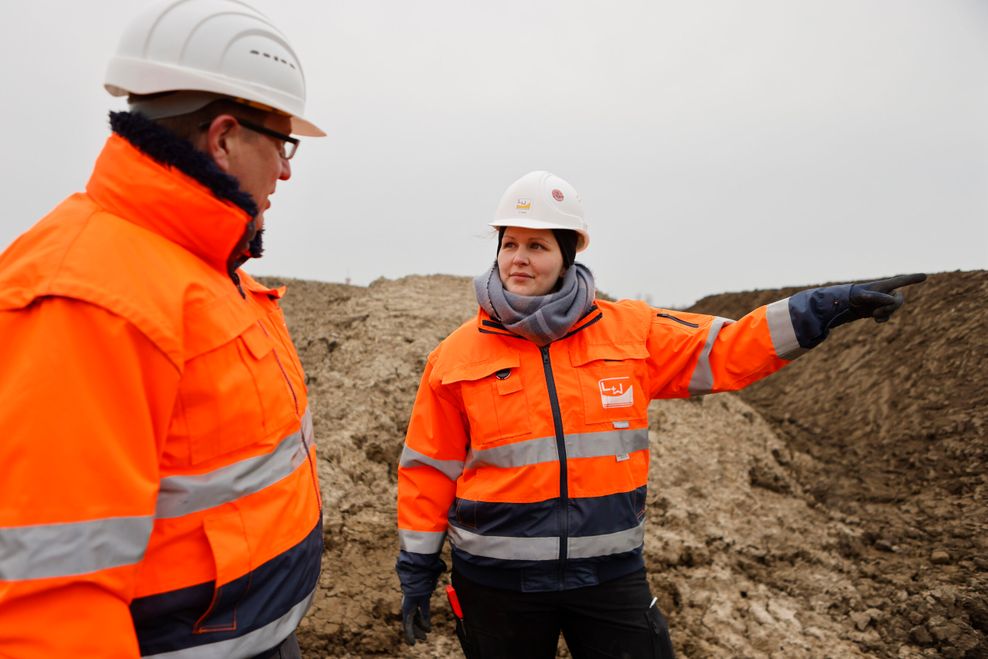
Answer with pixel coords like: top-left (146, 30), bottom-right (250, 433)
top-left (264, 270), bottom-right (986, 658)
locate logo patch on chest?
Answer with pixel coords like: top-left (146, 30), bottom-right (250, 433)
top-left (598, 377), bottom-right (634, 408)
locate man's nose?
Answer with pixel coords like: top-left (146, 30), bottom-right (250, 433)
top-left (279, 157), bottom-right (292, 181)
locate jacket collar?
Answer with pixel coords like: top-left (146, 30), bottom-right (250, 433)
top-left (85, 111), bottom-right (258, 280)
top-left (475, 304), bottom-right (603, 341)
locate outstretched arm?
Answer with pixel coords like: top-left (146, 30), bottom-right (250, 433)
top-left (648, 273), bottom-right (926, 398)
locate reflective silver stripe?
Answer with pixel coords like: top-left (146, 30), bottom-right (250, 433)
top-left (566, 429), bottom-right (649, 459)
top-left (766, 298), bottom-right (808, 360)
top-left (448, 523), bottom-right (644, 561)
top-left (399, 446), bottom-right (464, 482)
top-left (466, 435), bottom-right (558, 470)
top-left (156, 423), bottom-right (310, 520)
top-left (568, 522), bottom-right (645, 559)
top-left (465, 429), bottom-right (648, 470)
top-left (0, 515), bottom-right (152, 580)
top-left (301, 407), bottom-right (314, 446)
top-left (398, 529), bottom-right (446, 554)
top-left (448, 525), bottom-right (559, 561)
top-left (687, 317), bottom-right (734, 395)
top-left (144, 587), bottom-right (316, 659)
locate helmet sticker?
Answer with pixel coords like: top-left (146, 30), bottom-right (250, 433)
top-left (515, 199), bottom-right (531, 211)
top-left (552, 189), bottom-right (565, 202)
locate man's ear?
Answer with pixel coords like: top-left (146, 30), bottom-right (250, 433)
top-left (200, 115), bottom-right (239, 172)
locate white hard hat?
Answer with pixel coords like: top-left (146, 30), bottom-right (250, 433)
top-left (105, 0), bottom-right (324, 136)
top-left (490, 171), bottom-right (590, 252)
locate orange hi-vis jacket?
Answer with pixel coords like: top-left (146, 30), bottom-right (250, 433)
top-left (0, 114), bottom-right (322, 658)
top-left (397, 297), bottom-right (815, 592)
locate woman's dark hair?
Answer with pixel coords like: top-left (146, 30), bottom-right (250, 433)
top-left (497, 227), bottom-right (578, 268)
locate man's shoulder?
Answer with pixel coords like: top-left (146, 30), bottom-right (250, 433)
top-left (0, 195), bottom-right (240, 363)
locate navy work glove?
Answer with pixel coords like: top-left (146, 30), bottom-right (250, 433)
top-left (396, 550), bottom-right (445, 645)
top-left (401, 592), bottom-right (432, 645)
top-left (847, 273), bottom-right (926, 323)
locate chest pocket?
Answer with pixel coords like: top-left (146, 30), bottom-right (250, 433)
top-left (167, 311), bottom-right (297, 468)
top-left (571, 342), bottom-right (650, 427)
top-left (442, 355), bottom-right (532, 449)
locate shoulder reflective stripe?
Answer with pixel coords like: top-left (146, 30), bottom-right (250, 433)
top-left (156, 426), bottom-right (308, 520)
top-left (0, 515), bottom-right (152, 581)
top-left (766, 298), bottom-right (808, 360)
top-left (399, 446), bottom-right (464, 482)
top-left (565, 429), bottom-right (649, 459)
top-left (465, 435), bottom-right (558, 470)
top-left (687, 317), bottom-right (733, 395)
top-left (568, 521), bottom-right (645, 559)
top-left (143, 587), bottom-right (315, 659)
top-left (448, 525), bottom-right (559, 561)
top-left (398, 529), bottom-right (446, 554)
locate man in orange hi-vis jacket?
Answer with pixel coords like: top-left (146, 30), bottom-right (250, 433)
top-left (0, 2), bottom-right (324, 657)
top-left (396, 170), bottom-right (926, 658)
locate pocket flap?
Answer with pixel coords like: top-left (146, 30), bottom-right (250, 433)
top-left (240, 323), bottom-right (274, 360)
top-left (440, 355), bottom-right (520, 385)
top-left (570, 341), bottom-right (648, 367)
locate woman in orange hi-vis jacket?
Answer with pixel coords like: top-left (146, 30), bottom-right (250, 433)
top-left (395, 170), bottom-right (925, 658)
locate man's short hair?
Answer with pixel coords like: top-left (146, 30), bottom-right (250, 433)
top-left (128, 92), bottom-right (275, 142)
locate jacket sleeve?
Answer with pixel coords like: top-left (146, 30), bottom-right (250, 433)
top-left (647, 284), bottom-right (855, 398)
top-left (0, 298), bottom-right (179, 658)
top-left (395, 351), bottom-right (465, 594)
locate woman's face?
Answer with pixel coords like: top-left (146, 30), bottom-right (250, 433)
top-left (497, 227), bottom-right (566, 296)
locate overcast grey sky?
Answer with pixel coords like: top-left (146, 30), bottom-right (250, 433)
top-left (2, 0), bottom-right (985, 307)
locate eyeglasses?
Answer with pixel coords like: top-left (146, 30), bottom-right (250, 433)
top-left (236, 118), bottom-right (299, 160)
top-left (199, 117), bottom-right (300, 160)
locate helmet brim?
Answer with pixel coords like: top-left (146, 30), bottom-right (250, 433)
top-left (489, 217), bottom-right (589, 252)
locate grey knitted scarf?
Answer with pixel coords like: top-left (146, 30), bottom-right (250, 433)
top-left (474, 262), bottom-right (596, 346)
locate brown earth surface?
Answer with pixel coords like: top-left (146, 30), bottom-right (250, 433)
top-left (262, 269), bottom-right (987, 658)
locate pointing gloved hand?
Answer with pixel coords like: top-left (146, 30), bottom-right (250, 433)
top-left (848, 273), bottom-right (927, 323)
top-left (401, 592), bottom-right (432, 645)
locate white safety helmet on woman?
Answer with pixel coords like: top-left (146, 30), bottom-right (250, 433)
top-left (490, 170), bottom-right (590, 252)
top-left (104, 0), bottom-right (323, 136)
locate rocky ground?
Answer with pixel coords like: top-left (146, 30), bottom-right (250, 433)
top-left (262, 269), bottom-right (987, 658)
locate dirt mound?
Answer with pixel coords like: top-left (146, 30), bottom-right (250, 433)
top-left (264, 270), bottom-right (987, 658)
top-left (688, 270), bottom-right (988, 658)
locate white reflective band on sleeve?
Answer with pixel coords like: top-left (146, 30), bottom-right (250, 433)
top-left (156, 418), bottom-right (311, 520)
top-left (399, 446), bottom-right (465, 482)
top-left (0, 515), bottom-right (153, 581)
top-left (687, 317), bottom-right (734, 395)
top-left (448, 525), bottom-right (559, 561)
top-left (567, 522), bottom-right (645, 559)
top-left (143, 587), bottom-right (316, 659)
top-left (398, 529), bottom-right (447, 554)
top-left (766, 298), bottom-right (808, 360)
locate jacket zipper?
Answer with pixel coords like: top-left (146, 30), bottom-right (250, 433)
top-left (256, 319), bottom-right (322, 512)
top-left (656, 312), bottom-right (700, 328)
top-left (540, 345), bottom-right (568, 586)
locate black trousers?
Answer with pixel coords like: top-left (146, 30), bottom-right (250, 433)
top-left (451, 569), bottom-right (675, 659)
top-left (251, 632), bottom-right (301, 659)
